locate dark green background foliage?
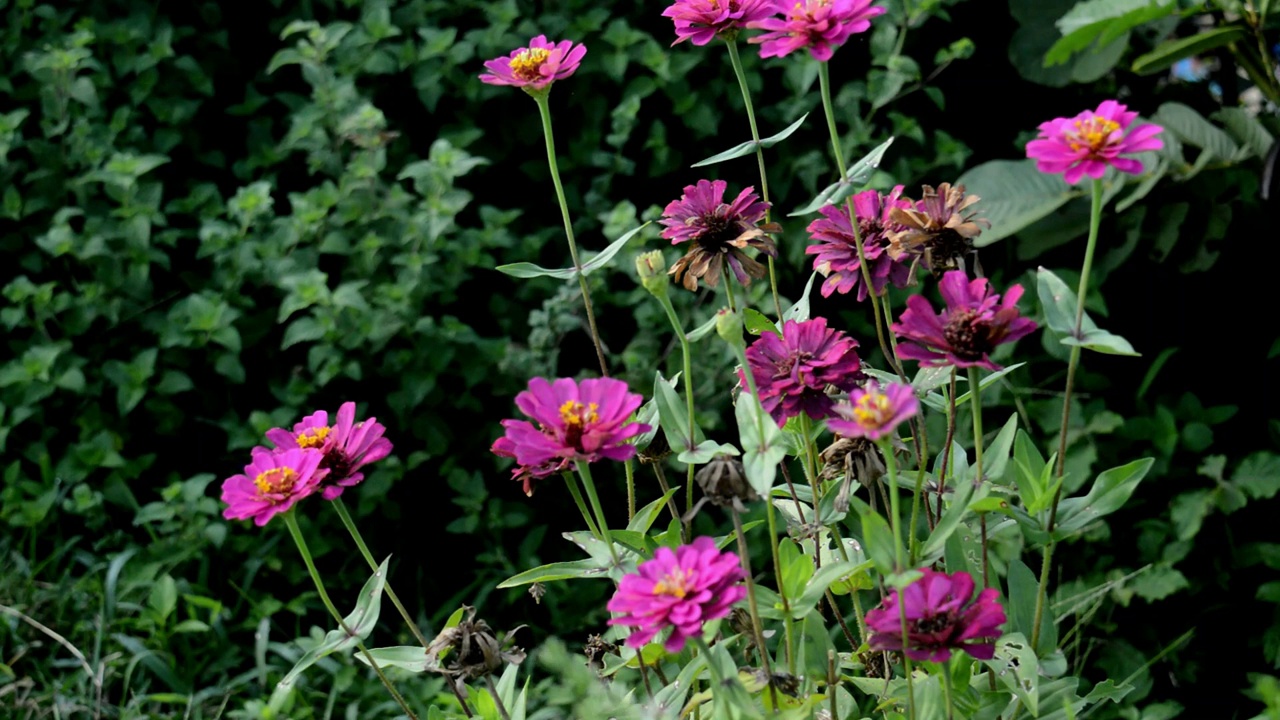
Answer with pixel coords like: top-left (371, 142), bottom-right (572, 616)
top-left (1, 0), bottom-right (1277, 716)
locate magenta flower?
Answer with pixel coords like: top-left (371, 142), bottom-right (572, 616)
top-left (865, 568), bottom-right (1006, 662)
top-left (607, 536), bottom-right (747, 651)
top-left (662, 0), bottom-right (775, 46)
top-left (1025, 100), bottom-right (1164, 185)
top-left (892, 270), bottom-right (1037, 371)
top-left (661, 179), bottom-right (778, 292)
top-left (805, 186), bottom-right (913, 301)
top-left (827, 381), bottom-right (918, 441)
top-left (266, 402), bottom-right (393, 500)
top-left (748, 0), bottom-right (886, 62)
top-left (495, 377), bottom-right (650, 470)
top-left (739, 317), bottom-right (863, 426)
top-left (479, 35), bottom-right (587, 92)
top-left (490, 435), bottom-right (571, 497)
top-left (221, 447), bottom-right (327, 527)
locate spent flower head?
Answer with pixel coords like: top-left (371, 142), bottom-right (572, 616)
top-left (748, 0), bottom-right (886, 61)
top-left (740, 317), bottom-right (863, 426)
top-left (827, 381), bottom-right (919, 441)
top-left (1026, 100), bottom-right (1164, 185)
top-left (265, 402), bottom-right (392, 500)
top-left (662, 0), bottom-right (775, 46)
top-left (661, 179), bottom-right (778, 292)
top-left (865, 568), bottom-right (1006, 662)
top-left (220, 447), bottom-right (327, 527)
top-left (494, 377), bottom-right (650, 472)
top-left (887, 183), bottom-right (988, 276)
top-left (606, 536), bottom-right (747, 651)
top-left (805, 186), bottom-right (913, 301)
top-left (892, 270), bottom-right (1037, 370)
top-left (479, 35), bottom-right (587, 94)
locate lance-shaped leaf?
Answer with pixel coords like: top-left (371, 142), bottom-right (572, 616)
top-left (655, 370), bottom-right (705, 455)
top-left (496, 558), bottom-right (608, 588)
top-left (677, 439), bottom-right (740, 465)
top-left (627, 485), bottom-right (681, 533)
top-left (736, 393), bottom-right (785, 496)
top-left (1131, 26), bottom-right (1248, 76)
top-left (685, 314), bottom-right (719, 342)
top-left (1054, 458), bottom-right (1154, 535)
top-left (496, 222), bottom-right (650, 279)
top-left (354, 645), bottom-right (434, 673)
top-left (1037, 267), bottom-right (1139, 356)
top-left (691, 113), bottom-right (809, 167)
top-left (781, 271), bottom-right (818, 324)
top-left (790, 559), bottom-right (869, 619)
top-left (788, 137), bottom-right (895, 216)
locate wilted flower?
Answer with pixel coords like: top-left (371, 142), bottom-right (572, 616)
top-left (607, 536), bottom-right (747, 651)
top-left (490, 435), bottom-right (571, 496)
top-left (748, 0), bottom-right (886, 62)
top-left (820, 432), bottom-right (886, 513)
top-left (689, 454), bottom-right (756, 517)
top-left (1026, 100), bottom-right (1164, 185)
top-left (661, 179), bottom-right (778, 292)
top-left (739, 317), bottom-right (863, 426)
top-left (892, 270), bottom-right (1037, 370)
top-left (887, 183), bottom-right (988, 276)
top-left (865, 568), bottom-right (1006, 662)
top-left (583, 633), bottom-right (618, 670)
top-left (494, 377), bottom-right (650, 471)
top-left (662, 0), bottom-right (774, 46)
top-left (827, 381), bottom-right (919, 441)
top-left (479, 35), bottom-right (587, 93)
top-left (220, 447), bottom-right (327, 527)
top-left (805, 186), bottom-right (913, 301)
top-left (266, 402), bottom-right (392, 500)
top-left (425, 606), bottom-right (525, 680)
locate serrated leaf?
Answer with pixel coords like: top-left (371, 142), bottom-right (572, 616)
top-left (788, 137), bottom-right (894, 216)
top-left (690, 113), bottom-right (808, 167)
top-left (1233, 452), bottom-right (1280, 500)
top-left (496, 223), bottom-right (649, 280)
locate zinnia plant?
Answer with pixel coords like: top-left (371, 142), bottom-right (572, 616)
top-left (748, 0), bottom-right (886, 61)
top-left (805, 185), bottom-right (913, 300)
top-left (478, 35), bottom-right (587, 93)
top-left (220, 447), bottom-right (327, 527)
top-left (661, 178), bottom-right (778, 292)
top-left (865, 568), bottom-right (1007, 662)
top-left (662, 0), bottom-right (774, 46)
top-left (740, 316), bottom-right (863, 425)
top-left (606, 536), bottom-right (747, 651)
top-left (266, 401), bottom-right (393, 500)
top-left (1025, 100), bottom-right (1165, 185)
top-left (827, 381), bottom-right (918, 441)
top-left (494, 377), bottom-right (650, 469)
top-left (893, 270), bottom-right (1037, 370)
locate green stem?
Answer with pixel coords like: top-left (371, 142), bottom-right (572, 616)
top-left (535, 93), bottom-right (609, 377)
top-left (968, 366), bottom-right (989, 588)
top-left (1033, 177), bottom-right (1103, 650)
top-left (722, 266), bottom-right (739, 312)
top-left (731, 510), bottom-right (780, 713)
top-left (625, 458), bottom-right (636, 522)
top-left (562, 471), bottom-right (602, 540)
top-left (576, 460), bottom-right (620, 566)
top-left (691, 636), bottom-right (726, 687)
top-left (941, 659), bottom-right (955, 720)
top-left (725, 38), bottom-right (782, 321)
top-left (283, 513), bottom-right (418, 720)
top-left (656, 291), bottom-right (698, 539)
top-left (880, 437), bottom-right (916, 718)
top-left (331, 499), bottom-right (430, 649)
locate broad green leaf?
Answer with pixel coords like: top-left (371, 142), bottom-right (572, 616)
top-left (496, 223), bottom-right (649, 279)
top-left (1152, 102), bottom-right (1240, 160)
top-left (1055, 458), bottom-right (1154, 534)
top-left (736, 393), bottom-right (785, 496)
top-left (743, 307), bottom-right (780, 336)
top-left (1132, 26), bottom-right (1248, 76)
top-left (984, 414), bottom-right (1020, 485)
top-left (958, 159), bottom-right (1078, 245)
top-left (690, 113), bottom-right (809, 167)
top-left (1007, 557), bottom-right (1056, 655)
top-left (1037, 268), bottom-right (1139, 356)
top-left (850, 497), bottom-right (898, 575)
top-left (354, 646), bottom-right (433, 673)
top-left (1044, 0), bottom-right (1176, 66)
top-left (1233, 452), bottom-right (1280, 500)
top-left (627, 486), bottom-right (681, 533)
top-left (1083, 679), bottom-right (1134, 704)
top-left (989, 633), bottom-right (1041, 714)
top-left (788, 137), bottom-right (894, 216)
top-left (655, 370), bottom-right (704, 454)
top-left (148, 575), bottom-right (177, 622)
top-left (920, 474), bottom-right (987, 562)
top-left (496, 558), bottom-right (607, 587)
top-left (1213, 107), bottom-right (1275, 159)
top-left (791, 560), bottom-right (867, 619)
top-left (677, 439), bottom-right (739, 465)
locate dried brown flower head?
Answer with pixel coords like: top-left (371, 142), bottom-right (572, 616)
top-left (887, 183), bottom-right (989, 276)
top-left (819, 435), bottom-right (886, 513)
top-left (424, 606), bottom-right (525, 681)
top-left (685, 454), bottom-right (757, 520)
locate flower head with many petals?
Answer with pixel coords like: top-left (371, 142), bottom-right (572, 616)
top-left (490, 436), bottom-right (571, 497)
top-left (1026, 100), bottom-right (1164, 185)
top-left (607, 537), bottom-right (747, 651)
top-left (887, 183), bottom-right (988, 276)
top-left (828, 381), bottom-right (918, 441)
top-left (662, 0), bottom-right (774, 46)
top-left (661, 179), bottom-right (778, 292)
top-left (865, 568), bottom-right (1006, 662)
top-left (740, 317), bottom-right (863, 426)
top-left (892, 270), bottom-right (1037, 370)
top-left (479, 36), bottom-right (587, 93)
top-left (806, 186), bottom-right (913, 301)
top-left (495, 377), bottom-right (650, 471)
top-left (748, 0), bottom-right (886, 61)
top-left (266, 402), bottom-right (393, 500)
top-left (221, 447), bottom-right (327, 527)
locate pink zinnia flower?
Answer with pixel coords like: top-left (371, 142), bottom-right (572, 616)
top-left (662, 0), bottom-right (774, 46)
top-left (265, 402), bottom-right (392, 500)
top-left (495, 377), bottom-right (650, 469)
top-left (827, 381), bottom-right (918, 441)
top-left (739, 317), bottom-right (863, 426)
top-left (805, 186), bottom-right (913, 301)
top-left (661, 179), bottom-right (778, 292)
top-left (479, 35), bottom-right (587, 92)
top-left (221, 447), bottom-right (327, 527)
top-left (1025, 100), bottom-right (1164, 185)
top-left (892, 270), bottom-right (1037, 371)
top-left (748, 0), bottom-right (886, 62)
top-left (607, 536), bottom-right (747, 651)
top-left (490, 435), bottom-right (571, 497)
top-left (865, 568), bottom-right (1006, 662)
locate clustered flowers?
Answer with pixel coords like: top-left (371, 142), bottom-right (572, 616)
top-left (661, 179), bottom-right (778, 292)
top-left (805, 186), bottom-right (913, 300)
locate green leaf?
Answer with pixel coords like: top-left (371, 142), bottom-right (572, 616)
top-left (496, 558), bottom-right (608, 587)
top-left (957, 159), bottom-right (1077, 245)
top-left (1007, 558), bottom-right (1055, 655)
top-left (686, 315), bottom-right (718, 342)
top-left (1152, 102), bottom-right (1240, 160)
top-left (677, 439), bottom-right (739, 465)
top-left (736, 393), bottom-right (785, 496)
top-left (690, 113), bottom-right (809, 167)
top-left (282, 316), bottom-right (325, 349)
top-left (354, 646), bottom-right (434, 673)
top-left (990, 633), bottom-right (1041, 713)
top-left (1232, 452), bottom-right (1280, 500)
top-left (1213, 107), bottom-right (1275, 159)
top-left (148, 575), bottom-right (177, 622)
top-left (743, 307), bottom-right (780, 336)
top-left (1044, 0), bottom-right (1176, 66)
top-left (788, 137), bottom-right (894, 216)
top-left (782, 272), bottom-right (818, 323)
top-left (628, 486), bottom-right (680, 533)
top-left (1055, 458), bottom-right (1154, 534)
top-left (1084, 679), bottom-right (1134, 704)
top-left (1036, 268), bottom-right (1139, 356)
top-left (1132, 26), bottom-right (1248, 76)
top-left (791, 560), bottom-right (868, 619)
top-left (496, 223), bottom-right (650, 280)
top-left (920, 474), bottom-right (987, 562)
top-left (850, 497), bottom-right (898, 576)
top-left (655, 370), bottom-right (703, 454)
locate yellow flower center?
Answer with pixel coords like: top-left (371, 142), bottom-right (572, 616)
top-left (510, 47), bottom-right (550, 82)
top-left (1066, 116), bottom-right (1121, 153)
top-left (254, 467), bottom-right (299, 496)
top-left (559, 400), bottom-right (600, 427)
top-left (297, 426), bottom-right (331, 449)
top-left (653, 568), bottom-right (691, 599)
top-left (852, 391), bottom-right (892, 428)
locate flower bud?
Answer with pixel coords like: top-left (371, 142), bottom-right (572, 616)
top-left (715, 308), bottom-right (744, 348)
top-left (635, 250), bottom-right (668, 296)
